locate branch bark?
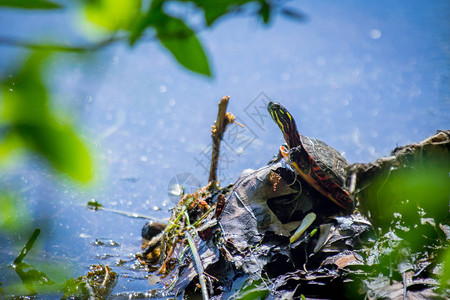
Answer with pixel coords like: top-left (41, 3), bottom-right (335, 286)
top-left (208, 96), bottom-right (236, 186)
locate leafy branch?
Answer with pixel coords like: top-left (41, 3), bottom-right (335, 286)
top-left (0, 0), bottom-right (306, 76)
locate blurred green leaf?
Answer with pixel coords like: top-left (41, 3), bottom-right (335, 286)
top-left (129, 6), bottom-right (163, 46)
top-left (0, 52), bottom-right (93, 182)
top-left (1, 52), bottom-right (50, 124)
top-left (260, 1), bottom-right (271, 24)
top-left (130, 0), bottom-right (284, 75)
top-left (441, 247), bottom-right (450, 291)
top-left (359, 159), bottom-right (449, 235)
top-left (128, 15), bottom-right (148, 46)
top-left (0, 193), bottom-right (30, 231)
top-left (200, 1), bottom-right (233, 26)
top-left (378, 165), bottom-right (449, 225)
top-left (4, 261), bottom-right (75, 297)
top-left (13, 229), bottom-right (50, 295)
top-left (16, 123), bottom-right (93, 182)
top-left (0, 131), bottom-right (22, 165)
top-left (156, 13), bottom-right (211, 76)
top-left (0, 0), bottom-right (61, 9)
top-left (84, 0), bottom-right (141, 31)
top-left (130, 6), bottom-right (211, 76)
top-left (191, 0), bottom-right (278, 26)
top-left (188, 0), bottom-right (252, 26)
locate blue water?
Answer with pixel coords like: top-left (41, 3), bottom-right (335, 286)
top-left (0, 0), bottom-right (448, 297)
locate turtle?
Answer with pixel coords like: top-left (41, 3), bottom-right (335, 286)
top-left (267, 101), bottom-right (354, 211)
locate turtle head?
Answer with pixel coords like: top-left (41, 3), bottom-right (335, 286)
top-left (267, 102), bottom-right (301, 148)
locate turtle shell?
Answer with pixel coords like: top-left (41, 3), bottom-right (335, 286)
top-left (299, 134), bottom-right (348, 188)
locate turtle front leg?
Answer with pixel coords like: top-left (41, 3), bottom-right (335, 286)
top-left (267, 143), bottom-right (289, 165)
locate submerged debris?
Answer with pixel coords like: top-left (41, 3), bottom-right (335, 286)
top-left (62, 264), bottom-right (117, 300)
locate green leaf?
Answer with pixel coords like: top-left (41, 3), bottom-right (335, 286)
top-left (202, 1), bottom-right (231, 26)
top-left (84, 0), bottom-right (141, 31)
top-left (0, 131), bottom-right (22, 166)
top-left (128, 12), bottom-right (148, 45)
top-left (129, 8), bottom-right (163, 46)
top-left (1, 52), bottom-right (51, 124)
top-left (260, 1), bottom-right (270, 24)
top-left (156, 14), bottom-right (211, 76)
top-left (232, 278), bottom-right (269, 300)
top-left (441, 247), bottom-right (450, 290)
top-left (182, 0), bottom-right (245, 26)
top-left (1, 52), bottom-right (93, 182)
top-left (193, 0), bottom-right (247, 26)
top-left (16, 123), bottom-right (93, 182)
top-left (0, 0), bottom-right (61, 9)
top-left (0, 192), bottom-right (30, 231)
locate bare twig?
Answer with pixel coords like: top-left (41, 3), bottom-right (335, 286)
top-left (91, 206), bottom-right (155, 220)
top-left (0, 36), bottom-right (124, 52)
top-left (209, 96), bottom-right (229, 184)
top-left (209, 96), bottom-right (239, 186)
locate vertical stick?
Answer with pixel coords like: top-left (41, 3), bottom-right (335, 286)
top-left (208, 96), bottom-right (230, 185)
